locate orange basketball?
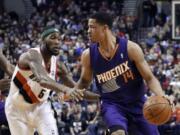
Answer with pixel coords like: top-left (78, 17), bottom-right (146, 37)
top-left (143, 96), bottom-right (172, 125)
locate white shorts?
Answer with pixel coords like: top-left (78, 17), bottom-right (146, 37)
top-left (5, 94), bottom-right (58, 135)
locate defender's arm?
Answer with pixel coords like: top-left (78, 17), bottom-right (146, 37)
top-left (18, 50), bottom-right (74, 94)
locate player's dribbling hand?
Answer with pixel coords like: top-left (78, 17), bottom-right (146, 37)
top-left (163, 95), bottom-right (175, 112)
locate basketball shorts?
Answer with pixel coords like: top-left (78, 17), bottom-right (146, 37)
top-left (5, 96), bottom-right (58, 135)
top-left (0, 101), bottom-right (8, 125)
top-left (101, 102), bottom-right (159, 135)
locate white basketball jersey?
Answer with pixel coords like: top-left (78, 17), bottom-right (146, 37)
top-left (10, 47), bottom-right (57, 103)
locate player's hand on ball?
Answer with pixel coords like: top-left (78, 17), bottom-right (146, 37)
top-left (163, 95), bottom-right (175, 112)
top-left (143, 95), bottom-right (173, 125)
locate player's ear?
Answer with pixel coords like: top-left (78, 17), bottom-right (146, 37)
top-left (104, 24), bottom-right (109, 31)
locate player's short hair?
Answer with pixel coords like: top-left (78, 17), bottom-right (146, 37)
top-left (90, 12), bottom-right (113, 29)
top-left (41, 26), bottom-right (60, 40)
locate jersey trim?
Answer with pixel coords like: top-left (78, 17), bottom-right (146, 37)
top-left (13, 71), bottom-right (40, 104)
top-left (98, 44), bottom-right (119, 61)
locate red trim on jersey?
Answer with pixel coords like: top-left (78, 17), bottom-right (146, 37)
top-left (16, 71), bottom-right (40, 103)
top-left (56, 62), bottom-right (58, 81)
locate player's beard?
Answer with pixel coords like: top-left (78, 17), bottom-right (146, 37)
top-left (45, 43), bottom-right (59, 56)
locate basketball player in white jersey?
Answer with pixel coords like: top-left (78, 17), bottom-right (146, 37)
top-left (5, 27), bottom-right (84, 135)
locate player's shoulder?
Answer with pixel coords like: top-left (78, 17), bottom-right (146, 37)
top-left (127, 40), bottom-right (144, 61)
top-left (82, 48), bottom-right (90, 57)
top-left (19, 48), bottom-right (41, 62)
top-left (20, 48), bottom-right (38, 55)
top-left (81, 48), bottom-right (91, 64)
top-left (127, 40), bottom-right (141, 51)
top-left (127, 40), bottom-right (143, 55)
top-left (28, 48), bottom-right (40, 55)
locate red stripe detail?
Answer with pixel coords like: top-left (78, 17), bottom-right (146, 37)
top-left (16, 71), bottom-right (40, 103)
top-left (56, 62), bottom-right (58, 81)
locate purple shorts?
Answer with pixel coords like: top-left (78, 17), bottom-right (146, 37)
top-left (101, 102), bottom-right (159, 135)
top-left (0, 101), bottom-right (7, 125)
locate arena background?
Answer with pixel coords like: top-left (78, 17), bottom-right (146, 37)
top-left (0, 0), bottom-right (179, 135)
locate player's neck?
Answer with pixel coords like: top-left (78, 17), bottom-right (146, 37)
top-left (98, 33), bottom-right (117, 60)
top-left (99, 33), bottom-right (116, 52)
top-left (40, 45), bottom-right (51, 63)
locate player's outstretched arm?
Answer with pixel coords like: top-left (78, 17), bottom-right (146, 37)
top-left (128, 41), bottom-right (164, 96)
top-left (0, 48), bottom-right (15, 76)
top-left (18, 50), bottom-right (83, 101)
top-left (76, 49), bottom-right (100, 101)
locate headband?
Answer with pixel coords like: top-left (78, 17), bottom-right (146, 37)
top-left (41, 28), bottom-right (60, 39)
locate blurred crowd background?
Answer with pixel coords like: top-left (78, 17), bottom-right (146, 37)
top-left (0, 0), bottom-right (179, 135)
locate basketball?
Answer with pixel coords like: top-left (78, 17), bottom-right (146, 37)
top-left (143, 96), bottom-right (172, 125)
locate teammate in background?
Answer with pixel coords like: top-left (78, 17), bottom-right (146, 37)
top-left (0, 47), bottom-right (14, 133)
top-left (5, 27), bottom-right (84, 135)
top-left (0, 47), bottom-right (14, 93)
top-left (0, 48), bottom-right (14, 76)
top-left (76, 12), bottom-right (168, 135)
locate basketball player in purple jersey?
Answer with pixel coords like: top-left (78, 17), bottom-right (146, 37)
top-left (76, 12), bottom-right (168, 135)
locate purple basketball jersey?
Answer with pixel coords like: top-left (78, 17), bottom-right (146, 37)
top-left (89, 37), bottom-right (146, 105)
top-left (89, 37), bottom-right (159, 135)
